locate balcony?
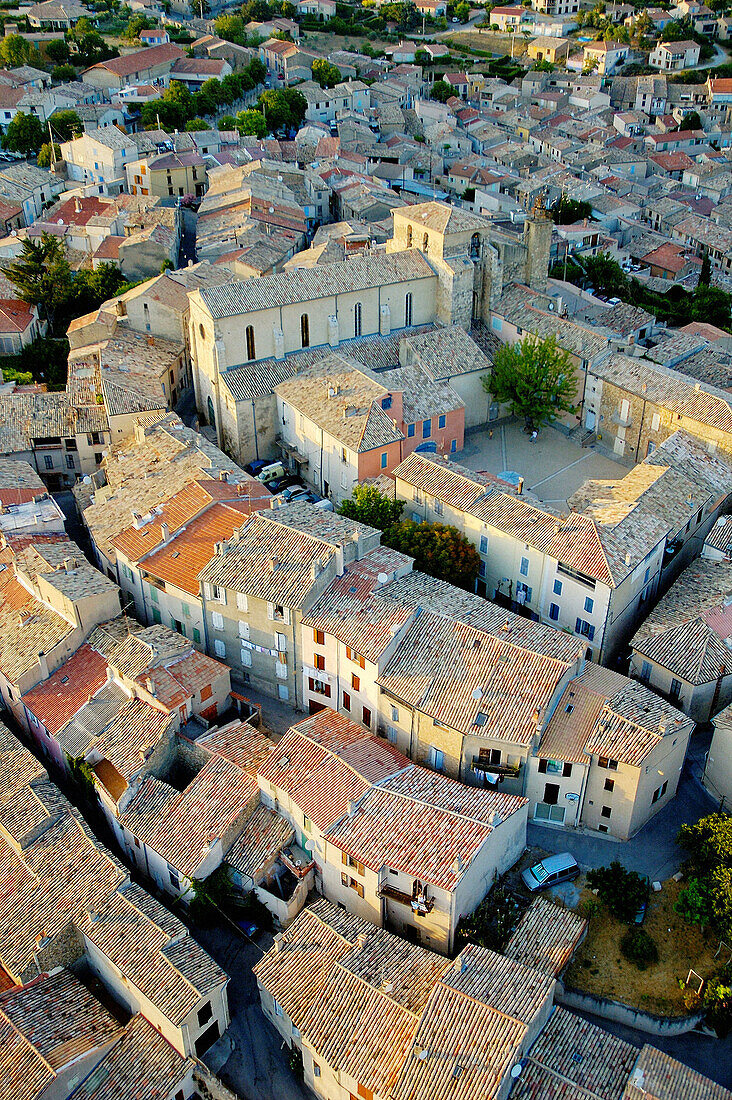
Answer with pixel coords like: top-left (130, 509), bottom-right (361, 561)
top-left (378, 883), bottom-right (434, 914)
top-left (470, 758), bottom-right (522, 778)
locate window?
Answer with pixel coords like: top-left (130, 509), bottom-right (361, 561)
top-left (575, 617), bottom-right (595, 642)
top-left (300, 313), bottom-right (310, 347)
top-left (604, 778), bottom-right (614, 792)
top-left (346, 647), bottom-right (365, 668)
top-left (584, 596), bottom-right (594, 614)
top-left (470, 232), bottom-right (481, 258)
top-left (354, 301), bottom-right (362, 337)
top-left (428, 746), bottom-right (444, 771)
top-left (433, 498), bottom-right (443, 516)
top-left (315, 653), bottom-right (325, 671)
top-left (407, 423), bottom-right (415, 437)
top-left (381, 452), bottom-right (388, 469)
top-left (362, 706), bottom-right (371, 726)
top-left (213, 585), bottom-right (226, 604)
top-left (422, 418), bottom-right (431, 439)
top-left (66, 454), bottom-right (75, 470)
top-left (343, 690), bottom-right (351, 711)
top-left (274, 1000), bottom-right (283, 1018)
top-left (193, 628), bottom-right (201, 644)
top-left (278, 684), bottom-right (289, 701)
top-left (563, 762), bottom-right (572, 777)
top-left (198, 1002), bottom-right (213, 1027)
top-left (313, 1065), bottom-right (321, 1078)
top-left (479, 535), bottom-right (488, 554)
top-left (543, 782), bottom-right (559, 805)
top-left (245, 325), bottom-right (256, 361)
top-left (212, 611), bottom-right (224, 631)
top-left (150, 585), bottom-right (159, 604)
top-left (313, 629), bottom-right (325, 645)
top-left (309, 676), bottom-right (330, 696)
top-left (391, 705), bottom-right (399, 722)
top-left (601, 805), bottom-right (612, 819)
top-left (405, 292), bottom-right (413, 326)
top-left (640, 660), bottom-right (651, 683)
top-left (382, 395), bottom-right (392, 411)
top-left (341, 873), bottom-right (364, 897)
top-left (520, 556), bottom-right (529, 576)
top-left (238, 620), bottom-right (250, 640)
top-left (214, 639), bottom-right (226, 658)
top-left (406, 225), bottom-right (413, 247)
top-left (241, 649), bottom-right (252, 667)
top-left (516, 581), bottom-right (532, 603)
top-left (598, 757), bottom-right (618, 770)
top-left (44, 455), bottom-right (53, 470)
top-left (422, 232), bottom-right (429, 253)
top-left (276, 633), bottom-right (287, 653)
top-left (438, 414), bottom-right (446, 429)
top-left (670, 678), bottom-right (682, 701)
top-left (276, 661), bottom-right (287, 679)
top-left (598, 824), bottom-right (609, 833)
top-left (652, 780), bottom-right (668, 804)
top-left (237, 592), bottom-right (248, 611)
top-left (451, 439), bottom-right (457, 453)
top-left (549, 603), bottom-right (560, 621)
top-left (553, 578), bottom-right (563, 595)
top-left (181, 603), bottom-right (190, 618)
top-left (351, 673), bottom-right (360, 691)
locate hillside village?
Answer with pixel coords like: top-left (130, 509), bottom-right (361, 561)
top-left (2, 0), bottom-right (732, 1095)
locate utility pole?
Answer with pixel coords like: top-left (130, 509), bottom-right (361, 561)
top-left (47, 118), bottom-right (56, 172)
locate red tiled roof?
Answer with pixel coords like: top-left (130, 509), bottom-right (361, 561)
top-left (93, 235), bottom-right (124, 260)
top-left (51, 196), bottom-right (111, 228)
top-left (0, 299), bottom-right (34, 334)
top-left (85, 42), bottom-right (184, 78)
top-left (22, 644), bottom-right (108, 734)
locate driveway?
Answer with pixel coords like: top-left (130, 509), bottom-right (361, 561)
top-left (527, 729), bottom-right (717, 881)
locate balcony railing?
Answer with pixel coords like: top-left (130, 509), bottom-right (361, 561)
top-left (378, 883), bottom-right (434, 913)
top-left (470, 758), bottom-right (522, 778)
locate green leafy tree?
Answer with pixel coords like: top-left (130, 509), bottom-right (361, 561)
top-left (338, 484), bottom-right (404, 530)
top-left (0, 34), bottom-right (32, 67)
top-left (123, 12), bottom-right (155, 37)
top-left (620, 927), bottom-right (659, 970)
top-left (3, 111), bottom-right (45, 156)
top-left (248, 56), bottom-right (267, 85)
top-left (430, 78), bottom-right (453, 102)
top-left (383, 520), bottom-right (480, 590)
top-left (675, 876), bottom-right (713, 931)
top-left (19, 336), bottom-right (69, 390)
top-left (48, 109), bottom-right (83, 142)
top-left (45, 38), bottom-right (71, 63)
top-left (415, 48), bottom-right (430, 65)
top-left (5, 234), bottom-right (73, 335)
top-left (681, 110), bottom-right (702, 130)
top-left (52, 63), bottom-right (78, 82)
top-left (551, 195), bottom-right (593, 224)
top-left (236, 107), bottom-right (267, 137)
top-left (482, 334), bottom-right (577, 433)
top-left (215, 12), bottom-right (247, 41)
top-left (700, 968), bottom-right (732, 1037)
top-left (185, 116), bottom-right (210, 130)
top-left (37, 142), bottom-right (61, 167)
top-left (532, 58), bottom-right (554, 71)
top-left (586, 862), bottom-right (649, 923)
top-left (691, 285), bottom-right (732, 329)
top-left (312, 57), bottom-right (342, 87)
top-left (257, 87), bottom-right (306, 131)
top-left (218, 113), bottom-right (238, 129)
top-left (699, 251), bottom-right (712, 286)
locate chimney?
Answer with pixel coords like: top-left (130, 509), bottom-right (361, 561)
top-left (131, 511), bottom-right (144, 529)
top-left (517, 477), bottom-right (524, 495)
top-left (219, 469), bottom-right (230, 481)
top-left (269, 556), bottom-right (278, 574)
top-left (37, 651), bottom-right (48, 680)
top-left (146, 676), bottom-right (156, 697)
top-left (624, 552), bottom-right (631, 566)
top-left (659, 718), bottom-right (667, 733)
top-left (160, 522), bottom-right (169, 541)
top-left (147, 336), bottom-right (155, 347)
top-left (273, 933), bottom-right (285, 954)
top-left (356, 932), bottom-right (369, 950)
top-left (347, 799), bottom-right (357, 816)
top-left (62, 557), bottom-right (73, 571)
top-left (74, 196), bottom-right (82, 214)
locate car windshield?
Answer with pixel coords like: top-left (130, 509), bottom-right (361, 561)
top-left (532, 863), bottom-right (550, 883)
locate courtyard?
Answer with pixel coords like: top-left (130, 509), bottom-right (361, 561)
top-left (459, 421), bottom-right (630, 507)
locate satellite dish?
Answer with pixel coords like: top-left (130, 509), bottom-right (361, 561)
top-left (82, 475), bottom-right (92, 485)
top-left (418, 1049), bottom-right (429, 1061)
top-left (511, 1065), bottom-right (523, 1079)
top-left (377, 572), bottom-right (388, 583)
top-left (471, 687), bottom-right (482, 700)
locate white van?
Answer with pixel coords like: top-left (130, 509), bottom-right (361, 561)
top-left (257, 462), bottom-right (285, 484)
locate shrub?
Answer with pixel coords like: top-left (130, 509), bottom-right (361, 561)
top-left (620, 927), bottom-right (659, 970)
top-left (586, 862), bottom-right (648, 923)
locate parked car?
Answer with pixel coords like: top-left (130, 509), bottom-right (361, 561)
top-left (278, 484), bottom-right (311, 503)
top-left (236, 919), bottom-right (258, 939)
top-left (257, 461), bottom-right (286, 484)
top-left (312, 497), bottom-right (334, 511)
top-left (244, 459), bottom-right (268, 477)
top-left (268, 474), bottom-right (303, 494)
top-left (521, 852), bottom-right (579, 893)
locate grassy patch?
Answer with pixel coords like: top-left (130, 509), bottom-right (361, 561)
top-left (565, 878), bottom-right (723, 1017)
top-left (447, 29), bottom-right (530, 57)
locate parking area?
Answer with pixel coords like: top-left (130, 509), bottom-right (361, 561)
top-left (459, 421), bottom-right (629, 507)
